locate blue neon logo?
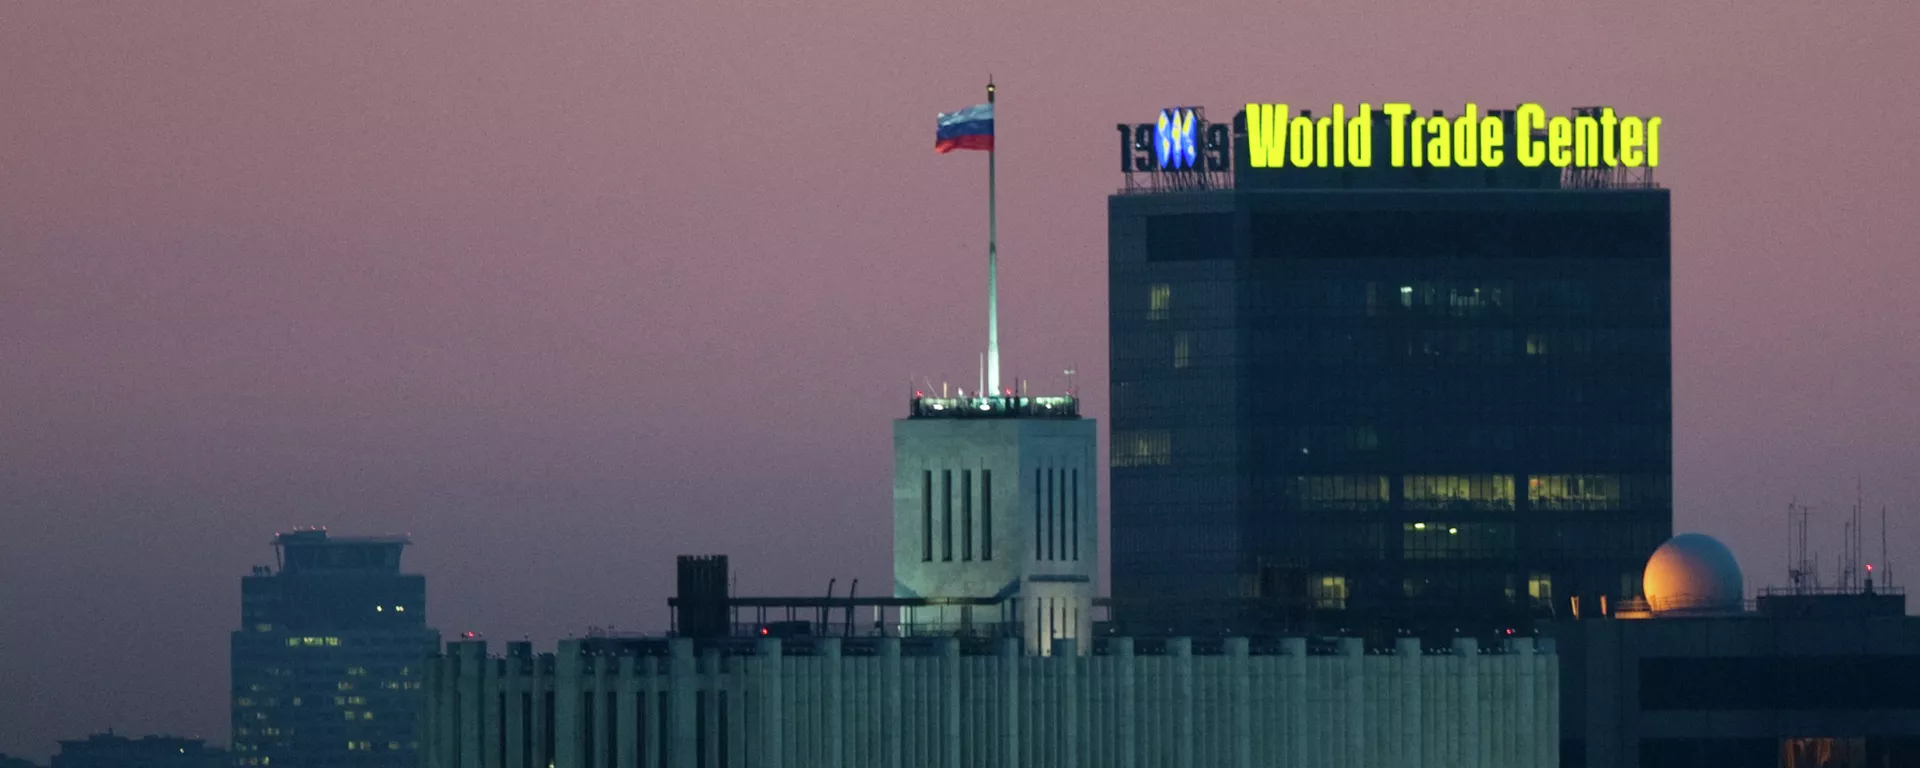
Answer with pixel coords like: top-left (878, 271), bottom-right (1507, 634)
top-left (1155, 108), bottom-right (1198, 170)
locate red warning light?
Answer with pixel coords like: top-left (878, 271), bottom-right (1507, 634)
top-left (914, 391), bottom-right (923, 398)
top-left (1868, 564), bottom-right (1875, 572)
top-left (760, 627), bottom-right (769, 636)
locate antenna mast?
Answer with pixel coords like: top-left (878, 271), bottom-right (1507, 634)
top-left (985, 77), bottom-right (1001, 394)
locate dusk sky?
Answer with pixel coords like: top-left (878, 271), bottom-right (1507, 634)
top-left (4, 1), bottom-right (1918, 759)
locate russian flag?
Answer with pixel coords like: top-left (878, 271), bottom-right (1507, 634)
top-left (935, 103), bottom-right (994, 153)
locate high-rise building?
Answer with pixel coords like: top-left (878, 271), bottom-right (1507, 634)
top-left (1107, 105), bottom-right (1671, 640)
top-left (231, 529), bottom-right (439, 768)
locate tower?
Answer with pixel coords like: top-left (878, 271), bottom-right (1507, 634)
top-left (231, 528), bottom-right (439, 768)
top-left (893, 392), bottom-right (1096, 654)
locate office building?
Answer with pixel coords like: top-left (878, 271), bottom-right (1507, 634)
top-left (1108, 105), bottom-right (1671, 640)
top-left (230, 529), bottom-right (439, 768)
top-left (419, 633), bottom-right (1557, 768)
top-left (49, 734), bottom-right (223, 768)
top-left (1551, 533), bottom-right (1920, 768)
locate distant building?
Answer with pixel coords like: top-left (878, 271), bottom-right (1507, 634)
top-left (50, 733), bottom-right (224, 768)
top-left (893, 392), bottom-right (1098, 653)
top-left (0, 753), bottom-right (43, 768)
top-left (1550, 533), bottom-right (1920, 767)
top-left (1107, 105), bottom-right (1671, 642)
top-left (230, 529), bottom-right (439, 768)
top-left (419, 633), bottom-right (1557, 768)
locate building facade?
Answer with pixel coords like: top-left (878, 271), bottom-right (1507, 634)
top-left (50, 734), bottom-right (225, 768)
top-left (1108, 106), bottom-right (1672, 641)
top-left (420, 634), bottom-right (1557, 768)
top-left (893, 394), bottom-right (1098, 653)
top-left (230, 529), bottom-right (439, 768)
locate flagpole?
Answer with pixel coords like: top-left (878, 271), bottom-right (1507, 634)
top-left (986, 78), bottom-right (1000, 394)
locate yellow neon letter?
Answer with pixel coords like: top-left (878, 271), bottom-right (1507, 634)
top-left (1548, 117), bottom-right (1573, 167)
top-left (1384, 103), bottom-right (1412, 167)
top-left (1516, 103), bottom-right (1545, 167)
top-left (1619, 117), bottom-right (1644, 167)
top-left (1646, 116), bottom-right (1661, 167)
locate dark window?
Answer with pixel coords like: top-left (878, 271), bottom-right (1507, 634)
top-left (921, 471), bottom-right (932, 562)
top-left (961, 469), bottom-right (973, 561)
top-left (1639, 656), bottom-right (1920, 710)
top-left (1146, 214), bottom-right (1234, 262)
top-left (1035, 469), bottom-right (1043, 561)
top-left (942, 470), bottom-right (953, 562)
top-left (1072, 468), bottom-right (1080, 561)
top-left (1047, 468), bottom-right (1056, 561)
top-left (982, 470), bottom-right (993, 561)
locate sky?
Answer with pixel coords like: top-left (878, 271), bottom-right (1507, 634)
top-left (3, 0), bottom-right (1919, 759)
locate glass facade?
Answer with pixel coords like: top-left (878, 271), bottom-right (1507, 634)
top-left (231, 531), bottom-right (439, 768)
top-left (1109, 186), bottom-right (1671, 641)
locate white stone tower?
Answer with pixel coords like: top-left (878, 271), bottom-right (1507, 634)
top-left (893, 393), bottom-right (1097, 654)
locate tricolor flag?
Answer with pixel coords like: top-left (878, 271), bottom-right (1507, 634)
top-left (935, 103), bottom-right (994, 153)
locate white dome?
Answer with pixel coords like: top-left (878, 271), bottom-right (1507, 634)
top-left (1642, 533), bottom-right (1744, 614)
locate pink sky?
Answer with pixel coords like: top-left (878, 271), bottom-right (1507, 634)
top-left (4, 0), bottom-right (1918, 758)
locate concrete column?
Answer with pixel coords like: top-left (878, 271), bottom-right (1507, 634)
top-left (555, 642), bottom-right (582, 768)
top-left (1395, 637), bottom-right (1422, 768)
top-left (1339, 638), bottom-right (1361, 768)
top-left (640, 656), bottom-right (659, 768)
top-left (754, 639), bottom-right (782, 768)
top-left (726, 655), bottom-right (746, 768)
top-left (484, 655), bottom-right (503, 768)
top-left (533, 658), bottom-right (551, 768)
top-left (874, 639), bottom-right (893, 768)
top-left (1224, 639), bottom-right (1250, 768)
top-left (1165, 638), bottom-right (1190, 768)
top-left (938, 639), bottom-right (957, 768)
top-left (998, 638), bottom-right (1019, 768)
top-left (464, 643), bottom-right (489, 768)
top-left (1055, 639), bottom-right (1077, 768)
top-left (505, 659), bottom-right (525, 768)
top-left (664, 640), bottom-right (691, 768)
top-left (1452, 638), bottom-right (1478, 768)
top-left (1281, 638), bottom-right (1306, 768)
top-left (589, 658), bottom-right (608, 768)
top-left (700, 648), bottom-right (720, 768)
top-left (819, 639), bottom-right (842, 768)
top-left (611, 658), bottom-right (634, 768)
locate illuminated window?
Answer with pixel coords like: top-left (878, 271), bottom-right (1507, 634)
top-left (1310, 574), bottom-right (1348, 610)
top-left (238, 697), bottom-right (254, 707)
top-left (291, 697), bottom-right (301, 706)
top-left (395, 606), bottom-right (404, 612)
top-left (1528, 572), bottom-right (1554, 608)
top-left (285, 638), bottom-right (299, 647)
top-left (387, 743), bottom-right (400, 751)
top-left (344, 711), bottom-right (355, 721)
top-left (337, 681), bottom-right (353, 691)
top-left (325, 637), bottom-right (340, 646)
top-left (254, 623), bottom-right (272, 632)
top-left (1172, 332), bottom-right (1190, 369)
top-left (1528, 474), bottom-right (1621, 511)
top-left (346, 666), bottom-right (367, 676)
top-left (1402, 475), bottom-right (1514, 511)
top-left (1111, 430), bottom-right (1171, 467)
top-left (361, 712), bottom-right (373, 720)
top-left (376, 606), bottom-right (383, 612)
top-left (1148, 284), bottom-right (1171, 321)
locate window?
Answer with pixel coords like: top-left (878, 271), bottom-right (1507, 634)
top-left (981, 471), bottom-right (992, 561)
top-left (1172, 332), bottom-right (1190, 368)
top-left (921, 471), bottom-right (932, 561)
top-left (1046, 468), bottom-right (1056, 561)
top-left (1287, 475), bottom-right (1390, 511)
top-left (1528, 572), bottom-right (1553, 608)
top-left (1148, 284), bottom-right (1171, 320)
top-left (1034, 468), bottom-right (1043, 560)
top-left (1529, 474), bottom-right (1621, 511)
top-left (942, 470), bottom-right (953, 561)
top-left (961, 470), bottom-right (973, 561)
top-left (1402, 522), bottom-right (1516, 559)
top-left (1311, 574), bottom-right (1348, 610)
top-left (1112, 430), bottom-right (1171, 467)
top-left (1071, 468), bottom-right (1080, 561)
top-left (1403, 475), bottom-right (1515, 511)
